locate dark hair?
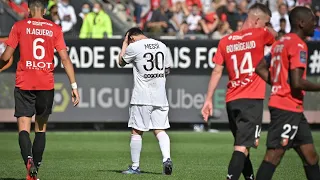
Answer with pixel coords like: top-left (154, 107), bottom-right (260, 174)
top-left (28, 0), bottom-right (47, 10)
top-left (280, 18), bottom-right (286, 23)
top-left (126, 27), bottom-right (144, 39)
top-left (94, 2), bottom-right (103, 8)
top-left (49, 4), bottom-right (58, 13)
top-left (248, 3), bottom-right (271, 17)
top-left (289, 6), bottom-right (313, 28)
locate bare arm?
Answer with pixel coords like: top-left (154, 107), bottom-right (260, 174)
top-left (118, 38), bottom-right (129, 67)
top-left (58, 49), bottom-right (76, 84)
top-left (255, 59), bottom-right (271, 85)
top-left (211, 14), bottom-right (220, 32)
top-left (146, 21), bottom-right (168, 28)
top-left (0, 46), bottom-right (15, 69)
top-left (201, 64), bottom-right (223, 121)
top-left (290, 68), bottom-right (320, 91)
top-left (0, 57), bottom-right (13, 72)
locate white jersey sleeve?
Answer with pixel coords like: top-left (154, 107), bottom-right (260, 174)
top-left (122, 44), bottom-right (137, 63)
top-left (164, 48), bottom-right (172, 68)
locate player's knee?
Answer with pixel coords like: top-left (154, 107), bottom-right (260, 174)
top-left (153, 129), bottom-right (165, 136)
top-left (234, 146), bottom-right (249, 156)
top-left (305, 150), bottom-right (319, 166)
top-left (35, 115), bottom-right (49, 132)
top-left (17, 117), bottom-right (32, 132)
top-left (132, 128), bottom-right (143, 135)
top-left (264, 149), bottom-right (285, 166)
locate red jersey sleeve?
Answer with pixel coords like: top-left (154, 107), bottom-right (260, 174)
top-left (263, 28), bottom-right (275, 46)
top-left (288, 43), bottom-right (307, 70)
top-left (5, 24), bottom-right (19, 49)
top-left (54, 26), bottom-right (67, 51)
top-left (212, 41), bottom-right (225, 65)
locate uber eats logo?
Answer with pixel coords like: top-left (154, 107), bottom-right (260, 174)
top-left (53, 83), bottom-right (70, 112)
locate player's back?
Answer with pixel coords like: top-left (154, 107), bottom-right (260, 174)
top-left (6, 18), bottom-right (65, 90)
top-left (268, 33), bottom-right (307, 112)
top-left (217, 27), bottom-right (275, 102)
top-left (129, 38), bottom-right (170, 107)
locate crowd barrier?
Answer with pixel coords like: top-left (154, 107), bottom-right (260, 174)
top-left (1, 39), bottom-right (320, 123)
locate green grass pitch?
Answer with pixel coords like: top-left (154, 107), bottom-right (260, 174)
top-left (0, 131), bottom-right (319, 180)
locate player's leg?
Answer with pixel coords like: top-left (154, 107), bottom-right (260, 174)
top-left (256, 148), bottom-right (285, 180)
top-left (256, 107), bottom-right (297, 180)
top-left (293, 115), bottom-right (320, 180)
top-left (129, 128), bottom-right (144, 171)
top-left (226, 99), bottom-right (262, 180)
top-left (242, 153), bottom-right (254, 180)
top-left (14, 87), bottom-right (37, 178)
top-left (151, 106), bottom-right (172, 175)
top-left (226, 101), bottom-right (247, 180)
top-left (32, 89), bottom-right (54, 173)
top-left (123, 105), bottom-right (149, 174)
top-left (295, 145), bottom-right (320, 180)
top-left (33, 115), bottom-right (48, 170)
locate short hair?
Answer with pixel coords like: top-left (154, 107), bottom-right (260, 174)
top-left (278, 3), bottom-right (287, 9)
top-left (280, 18), bottom-right (286, 23)
top-left (289, 6), bottom-right (313, 28)
top-left (126, 27), bottom-right (144, 38)
top-left (248, 3), bottom-right (271, 17)
top-left (28, 0), bottom-right (47, 10)
top-left (94, 1), bottom-right (103, 8)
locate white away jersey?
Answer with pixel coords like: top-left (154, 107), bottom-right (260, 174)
top-left (122, 38), bottom-right (171, 106)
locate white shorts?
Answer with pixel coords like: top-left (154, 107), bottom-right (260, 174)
top-left (128, 105), bottom-right (170, 131)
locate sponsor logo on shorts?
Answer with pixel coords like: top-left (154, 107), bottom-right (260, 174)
top-left (281, 138), bottom-right (289, 147)
top-left (254, 138), bottom-right (259, 147)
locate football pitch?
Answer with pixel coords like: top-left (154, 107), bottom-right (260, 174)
top-left (1, 131), bottom-right (320, 180)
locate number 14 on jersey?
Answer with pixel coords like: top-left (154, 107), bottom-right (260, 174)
top-left (231, 52), bottom-right (255, 79)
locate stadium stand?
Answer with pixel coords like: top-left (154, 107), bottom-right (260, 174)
top-left (1, 0), bottom-right (320, 40)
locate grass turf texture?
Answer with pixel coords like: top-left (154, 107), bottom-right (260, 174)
top-left (0, 131), bottom-right (319, 180)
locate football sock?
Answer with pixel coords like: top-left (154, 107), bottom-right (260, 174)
top-left (304, 163), bottom-right (320, 180)
top-left (227, 151), bottom-right (246, 180)
top-left (32, 132), bottom-right (46, 169)
top-left (256, 160), bottom-right (276, 180)
top-left (130, 134), bottom-right (142, 170)
top-left (242, 154), bottom-right (254, 180)
top-left (19, 131), bottom-right (32, 166)
top-left (156, 131), bottom-right (171, 162)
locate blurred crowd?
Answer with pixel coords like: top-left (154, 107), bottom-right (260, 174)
top-left (129, 0), bottom-right (320, 40)
top-left (1, 0), bottom-right (320, 40)
top-left (1, 0), bottom-right (113, 39)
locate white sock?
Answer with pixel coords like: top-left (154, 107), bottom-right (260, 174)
top-left (130, 134), bottom-right (142, 169)
top-left (156, 131), bottom-right (171, 162)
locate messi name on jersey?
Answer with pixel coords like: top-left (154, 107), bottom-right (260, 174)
top-left (26, 28), bottom-right (53, 37)
top-left (226, 41), bottom-right (256, 53)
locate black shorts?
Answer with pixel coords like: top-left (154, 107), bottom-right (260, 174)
top-left (226, 99), bottom-right (263, 148)
top-left (267, 107), bottom-right (313, 149)
top-left (14, 87), bottom-right (54, 118)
